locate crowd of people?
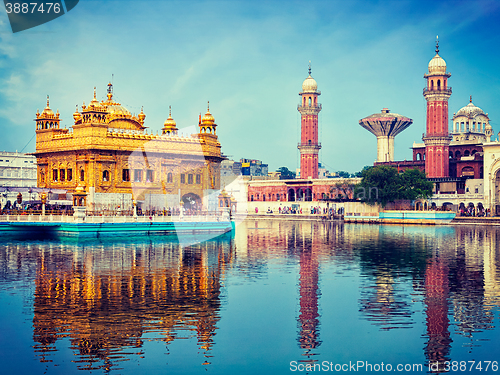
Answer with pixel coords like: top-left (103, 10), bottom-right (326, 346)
top-left (1, 201), bottom-right (73, 215)
top-left (260, 206), bottom-right (344, 216)
top-left (458, 203), bottom-right (488, 217)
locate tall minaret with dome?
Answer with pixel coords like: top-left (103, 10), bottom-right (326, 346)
top-left (423, 38), bottom-right (452, 178)
top-left (298, 64), bottom-right (322, 179)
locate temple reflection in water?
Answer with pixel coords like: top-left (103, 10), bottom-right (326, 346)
top-left (1, 222), bottom-right (500, 373)
top-left (7, 234), bottom-right (234, 371)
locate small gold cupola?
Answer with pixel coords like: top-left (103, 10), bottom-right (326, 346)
top-left (35, 95), bottom-right (61, 130)
top-left (199, 101), bottom-right (217, 135)
top-left (162, 105), bottom-right (178, 135)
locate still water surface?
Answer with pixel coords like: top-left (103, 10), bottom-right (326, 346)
top-left (1, 220), bottom-right (500, 374)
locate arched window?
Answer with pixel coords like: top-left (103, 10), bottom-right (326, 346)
top-left (167, 172), bottom-right (173, 183)
top-left (103, 170), bottom-right (110, 182)
top-left (455, 151), bottom-right (461, 158)
top-left (437, 79), bottom-right (441, 88)
top-left (464, 150), bottom-right (470, 156)
top-left (308, 97), bottom-right (312, 106)
top-left (80, 169), bottom-right (85, 181)
top-left (417, 153), bottom-right (422, 161)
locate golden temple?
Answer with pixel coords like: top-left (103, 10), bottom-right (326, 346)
top-left (33, 83), bottom-right (224, 211)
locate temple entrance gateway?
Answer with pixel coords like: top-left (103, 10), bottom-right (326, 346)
top-left (182, 193), bottom-right (201, 212)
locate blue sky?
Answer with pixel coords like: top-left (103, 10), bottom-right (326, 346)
top-left (1, 0), bottom-right (499, 174)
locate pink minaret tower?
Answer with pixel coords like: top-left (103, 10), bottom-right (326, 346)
top-left (298, 63), bottom-right (322, 179)
top-left (423, 38), bottom-right (452, 178)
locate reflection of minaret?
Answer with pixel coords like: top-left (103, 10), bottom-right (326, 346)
top-left (298, 244), bottom-right (321, 349)
top-left (424, 257), bottom-right (452, 370)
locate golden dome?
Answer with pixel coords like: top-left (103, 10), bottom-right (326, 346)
top-left (41, 95), bottom-right (54, 116)
top-left (88, 87), bottom-right (102, 109)
top-left (163, 106), bottom-right (177, 128)
top-left (201, 102), bottom-right (215, 125)
top-left (106, 104), bottom-right (131, 117)
top-left (73, 105), bottom-right (81, 122)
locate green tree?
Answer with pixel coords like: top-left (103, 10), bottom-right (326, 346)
top-left (330, 179), bottom-right (356, 200)
top-left (355, 165), bottom-right (433, 206)
top-left (353, 165), bottom-right (372, 178)
top-left (355, 165), bottom-right (403, 206)
top-left (277, 166), bottom-right (296, 180)
top-left (400, 168), bottom-right (433, 200)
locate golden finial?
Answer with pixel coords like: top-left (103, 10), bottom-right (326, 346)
top-left (138, 106), bottom-right (146, 123)
top-left (169, 105), bottom-right (172, 116)
top-left (93, 87), bottom-right (96, 100)
top-left (470, 95), bottom-right (472, 103)
top-left (435, 35), bottom-right (439, 54)
top-left (308, 60), bottom-right (311, 76)
top-left (207, 101), bottom-right (210, 112)
top-left (107, 82), bottom-right (113, 101)
top-left (46, 95), bottom-right (50, 108)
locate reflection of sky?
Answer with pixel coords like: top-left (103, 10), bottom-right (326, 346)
top-left (1, 223), bottom-right (500, 374)
top-left (1, 1), bottom-right (500, 173)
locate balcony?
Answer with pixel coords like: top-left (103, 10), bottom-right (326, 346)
top-left (423, 87), bottom-right (452, 95)
top-left (297, 142), bottom-right (322, 149)
top-left (297, 103), bottom-right (322, 113)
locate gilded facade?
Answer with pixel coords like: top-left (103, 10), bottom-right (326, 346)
top-left (33, 84), bottom-right (224, 211)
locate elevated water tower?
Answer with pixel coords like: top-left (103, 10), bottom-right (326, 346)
top-left (359, 108), bottom-right (413, 162)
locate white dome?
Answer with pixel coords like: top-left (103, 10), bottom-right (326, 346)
top-left (456, 101), bottom-right (486, 118)
top-left (428, 53), bottom-right (447, 74)
top-left (302, 75), bottom-right (318, 93)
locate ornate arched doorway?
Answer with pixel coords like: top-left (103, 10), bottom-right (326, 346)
top-left (182, 193), bottom-right (201, 212)
top-left (288, 188), bottom-right (295, 202)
